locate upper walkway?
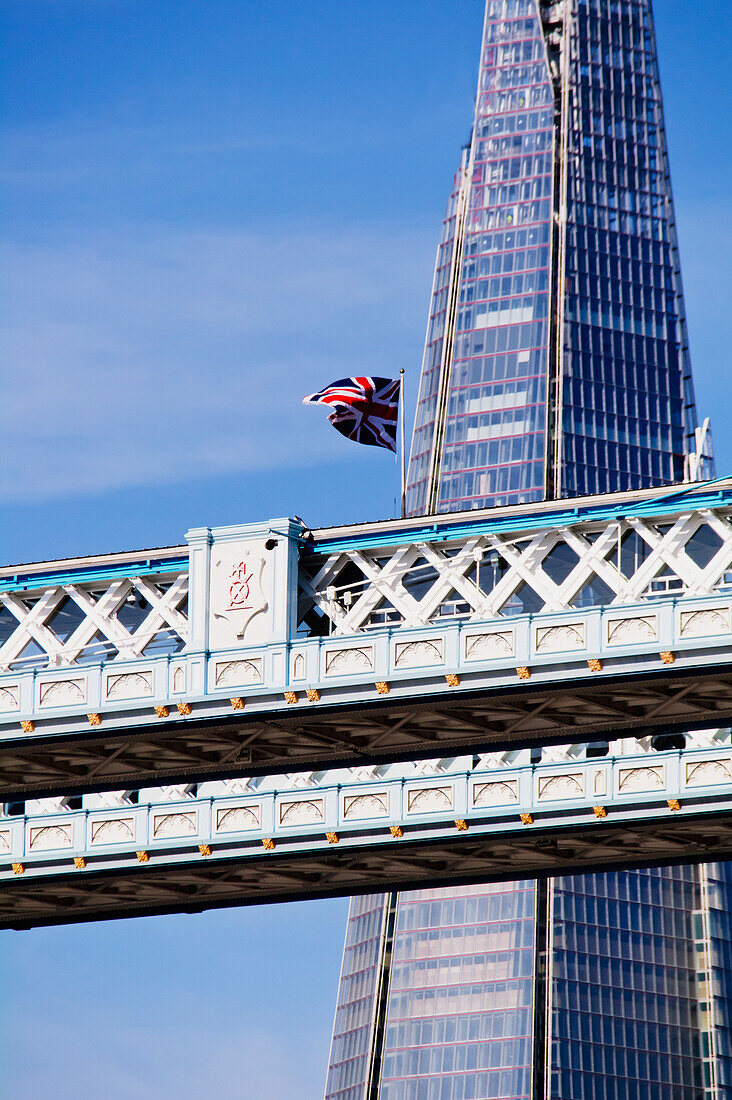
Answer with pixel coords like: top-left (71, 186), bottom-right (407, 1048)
top-left (2, 479), bottom-right (732, 797)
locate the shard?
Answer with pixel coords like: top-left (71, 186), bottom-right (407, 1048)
top-left (325, 3), bottom-right (728, 1099)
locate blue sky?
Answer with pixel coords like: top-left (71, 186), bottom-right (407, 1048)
top-left (1, 2), bottom-right (731, 1096)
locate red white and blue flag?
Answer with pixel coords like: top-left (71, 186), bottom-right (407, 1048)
top-left (303, 376), bottom-right (400, 453)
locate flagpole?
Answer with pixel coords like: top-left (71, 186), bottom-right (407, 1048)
top-left (399, 369), bottom-right (406, 518)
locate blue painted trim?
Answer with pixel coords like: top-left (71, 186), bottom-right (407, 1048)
top-left (310, 484), bottom-right (732, 554)
top-left (0, 557), bottom-right (189, 594)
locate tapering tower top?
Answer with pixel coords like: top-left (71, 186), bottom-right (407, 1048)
top-left (406, 0), bottom-right (711, 517)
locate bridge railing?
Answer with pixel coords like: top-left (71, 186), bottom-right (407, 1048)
top-left (298, 485), bottom-right (732, 637)
top-left (0, 553), bottom-right (189, 666)
top-left (2, 742), bottom-right (732, 878)
top-left (0, 550), bottom-right (189, 718)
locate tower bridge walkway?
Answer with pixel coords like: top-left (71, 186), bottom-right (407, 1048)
top-left (2, 481), bottom-right (732, 798)
top-left (2, 738), bottom-right (732, 929)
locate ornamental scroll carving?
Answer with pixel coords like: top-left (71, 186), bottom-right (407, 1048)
top-left (106, 671), bottom-right (153, 700)
top-left (216, 805), bottom-right (261, 832)
top-left (618, 765), bottom-right (665, 793)
top-left (152, 812), bottom-right (197, 838)
top-left (279, 799), bottom-right (324, 826)
top-left (343, 793), bottom-right (388, 819)
top-left (465, 632), bottom-right (514, 661)
top-left (607, 616), bottom-right (657, 645)
top-left (325, 647), bottom-right (374, 675)
top-left (685, 759), bottom-right (732, 787)
top-left (535, 624), bottom-right (585, 653)
top-left (538, 774), bottom-right (584, 801)
top-left (214, 658), bottom-right (263, 687)
top-left (395, 639), bottom-right (443, 669)
top-left (91, 818), bottom-right (135, 844)
top-left (473, 780), bottom-right (518, 807)
top-left (39, 679), bottom-right (86, 707)
top-left (407, 786), bottom-right (453, 813)
top-left (680, 608), bottom-right (731, 639)
top-left (29, 824), bottom-right (72, 850)
top-left (0, 685), bottom-right (18, 712)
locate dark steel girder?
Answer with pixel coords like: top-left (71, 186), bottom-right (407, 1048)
top-left (3, 811), bottom-right (732, 930)
top-left (2, 664), bottom-right (732, 800)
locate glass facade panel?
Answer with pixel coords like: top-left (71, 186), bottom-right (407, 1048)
top-left (559, 0), bottom-right (696, 496)
top-left (551, 869), bottom-right (703, 1099)
top-left (702, 864), bottom-right (732, 1099)
top-left (325, 894), bottom-right (390, 1100)
top-left (408, 156), bottom-right (469, 517)
top-left (405, 0), bottom-right (703, 516)
top-left (407, 0), bottom-right (554, 515)
top-left (379, 884), bottom-right (536, 1100)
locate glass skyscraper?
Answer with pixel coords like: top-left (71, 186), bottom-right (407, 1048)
top-left (406, 0), bottom-right (707, 516)
top-left (325, 2), bottom-right (728, 1098)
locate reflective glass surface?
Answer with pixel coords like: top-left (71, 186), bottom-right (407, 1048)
top-left (329, 1), bottom-right (729, 1096)
top-left (407, 154), bottom-right (469, 516)
top-left (703, 864), bottom-right (732, 1098)
top-left (379, 884), bottom-right (536, 1100)
top-left (405, 0), bottom-right (701, 514)
top-left (325, 893), bottom-right (389, 1100)
top-left (407, 0), bottom-right (554, 514)
top-left (550, 868), bottom-right (703, 1099)
top-left (560, 0), bottom-right (696, 495)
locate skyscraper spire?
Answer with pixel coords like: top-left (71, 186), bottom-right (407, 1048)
top-left (406, 0), bottom-right (710, 518)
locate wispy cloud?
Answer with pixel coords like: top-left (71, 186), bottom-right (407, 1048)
top-left (1, 224), bottom-right (433, 502)
top-left (0, 121), bottom-right (321, 190)
top-left (3, 199), bottom-right (729, 505)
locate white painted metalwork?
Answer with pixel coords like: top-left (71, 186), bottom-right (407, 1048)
top-left (0, 561), bottom-right (189, 672)
top-left (3, 735), bottom-right (731, 881)
top-left (299, 501), bottom-right (732, 636)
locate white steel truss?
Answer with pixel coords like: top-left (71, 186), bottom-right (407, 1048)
top-left (0, 572), bottom-right (189, 672)
top-left (298, 509), bottom-right (732, 635)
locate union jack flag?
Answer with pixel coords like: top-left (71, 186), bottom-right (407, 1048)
top-left (303, 376), bottom-right (400, 452)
